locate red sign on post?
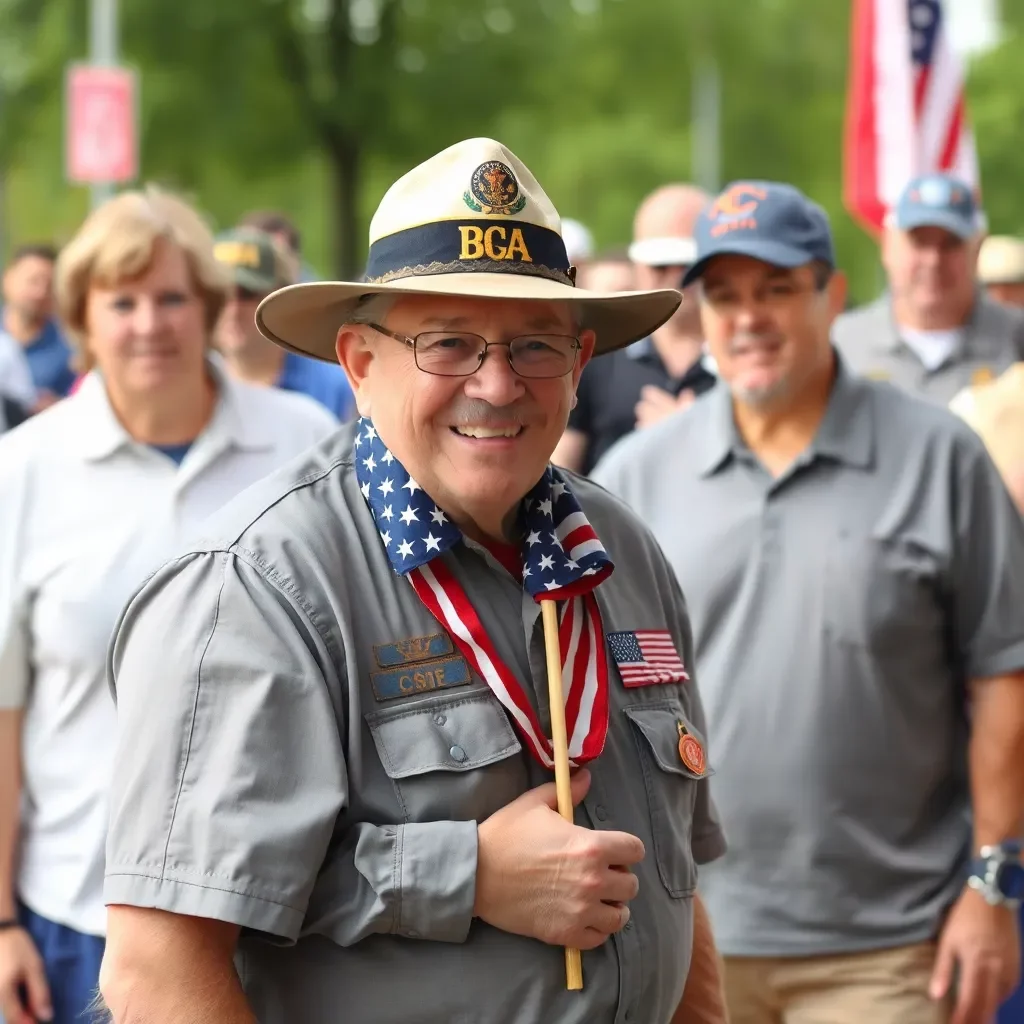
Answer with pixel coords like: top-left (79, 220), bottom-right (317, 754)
top-left (65, 64), bottom-right (138, 184)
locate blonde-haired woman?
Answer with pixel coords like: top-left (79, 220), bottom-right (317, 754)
top-left (0, 187), bottom-right (336, 1024)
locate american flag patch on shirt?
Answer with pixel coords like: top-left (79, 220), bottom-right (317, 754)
top-left (607, 630), bottom-right (689, 687)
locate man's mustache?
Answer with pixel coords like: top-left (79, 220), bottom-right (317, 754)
top-left (446, 399), bottom-right (538, 426)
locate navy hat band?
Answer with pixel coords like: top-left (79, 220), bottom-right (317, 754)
top-left (365, 219), bottom-right (574, 286)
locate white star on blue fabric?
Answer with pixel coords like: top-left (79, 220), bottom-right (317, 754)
top-left (352, 417), bottom-right (614, 594)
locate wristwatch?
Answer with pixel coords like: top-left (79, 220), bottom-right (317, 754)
top-left (967, 840), bottom-right (1024, 908)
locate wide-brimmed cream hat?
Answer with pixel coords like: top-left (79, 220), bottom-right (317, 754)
top-left (255, 138), bottom-right (681, 361)
top-left (977, 235), bottom-right (1024, 285)
top-left (950, 362), bottom-right (1024, 478)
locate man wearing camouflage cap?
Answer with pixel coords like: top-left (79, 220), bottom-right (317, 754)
top-left (98, 139), bottom-right (728, 1023)
top-left (213, 226), bottom-right (354, 420)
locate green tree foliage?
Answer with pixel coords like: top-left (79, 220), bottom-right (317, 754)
top-left (0, 0), bottom-right (1020, 302)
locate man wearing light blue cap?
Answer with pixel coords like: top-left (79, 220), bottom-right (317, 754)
top-left (835, 172), bottom-right (1024, 401)
top-left (595, 179), bottom-right (1024, 1024)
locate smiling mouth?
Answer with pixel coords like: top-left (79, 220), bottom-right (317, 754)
top-left (450, 425), bottom-right (524, 439)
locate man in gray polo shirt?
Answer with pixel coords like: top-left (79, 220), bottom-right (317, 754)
top-left (834, 172), bottom-right (1024, 403)
top-left (97, 139), bottom-right (728, 1023)
top-left (595, 180), bottom-right (1024, 1024)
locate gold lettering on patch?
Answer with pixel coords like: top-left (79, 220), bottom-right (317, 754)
top-left (484, 226), bottom-right (508, 259)
top-left (458, 225), bottom-right (532, 263)
top-left (459, 225), bottom-right (485, 259)
top-left (505, 227), bottom-right (532, 262)
top-left (395, 637), bottom-right (434, 662)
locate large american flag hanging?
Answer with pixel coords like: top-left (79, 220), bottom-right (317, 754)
top-left (353, 418), bottom-right (613, 768)
top-left (843, 0), bottom-right (979, 234)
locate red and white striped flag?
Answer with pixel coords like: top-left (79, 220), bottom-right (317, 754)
top-left (843, 0), bottom-right (980, 234)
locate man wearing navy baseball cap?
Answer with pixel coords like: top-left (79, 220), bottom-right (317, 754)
top-left (835, 172), bottom-right (1024, 401)
top-left (596, 179), bottom-right (1024, 1024)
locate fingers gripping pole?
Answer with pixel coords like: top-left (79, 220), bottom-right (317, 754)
top-left (540, 598), bottom-right (584, 991)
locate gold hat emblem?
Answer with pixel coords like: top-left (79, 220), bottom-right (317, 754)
top-left (465, 160), bottom-right (526, 215)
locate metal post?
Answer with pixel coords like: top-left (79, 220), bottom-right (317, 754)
top-left (691, 57), bottom-right (721, 194)
top-left (89, 0), bottom-right (118, 208)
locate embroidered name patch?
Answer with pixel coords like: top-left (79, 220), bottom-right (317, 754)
top-left (371, 655), bottom-right (472, 702)
top-left (374, 632), bottom-right (454, 668)
top-left (607, 630), bottom-right (689, 687)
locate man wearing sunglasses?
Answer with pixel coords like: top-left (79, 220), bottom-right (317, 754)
top-left (213, 227), bottom-right (355, 421)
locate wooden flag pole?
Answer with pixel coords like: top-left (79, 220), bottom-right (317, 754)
top-left (540, 598), bottom-right (584, 991)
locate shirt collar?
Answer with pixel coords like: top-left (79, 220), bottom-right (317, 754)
top-left (74, 354), bottom-right (275, 462)
top-left (698, 351), bottom-right (873, 477)
top-left (625, 336), bottom-right (655, 361)
top-left (880, 290), bottom-right (989, 355)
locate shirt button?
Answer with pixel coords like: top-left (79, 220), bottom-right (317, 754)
top-left (434, 714), bottom-right (447, 726)
top-left (449, 745), bottom-right (468, 763)
top-left (624, 920), bottom-right (633, 931)
top-left (595, 805), bottom-right (608, 821)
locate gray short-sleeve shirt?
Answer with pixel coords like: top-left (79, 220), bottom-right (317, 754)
top-left (105, 423), bottom-right (725, 1024)
top-left (833, 293), bottom-right (1024, 404)
top-left (593, 355), bottom-right (1024, 957)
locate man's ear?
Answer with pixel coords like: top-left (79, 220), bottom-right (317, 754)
top-left (336, 326), bottom-right (374, 417)
top-left (572, 328), bottom-right (597, 387)
top-left (826, 269), bottom-right (848, 320)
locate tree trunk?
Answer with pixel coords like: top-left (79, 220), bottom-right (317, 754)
top-left (328, 137), bottom-right (360, 280)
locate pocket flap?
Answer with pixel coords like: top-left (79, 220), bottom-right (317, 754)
top-left (624, 703), bottom-right (711, 781)
top-left (366, 690), bottom-right (522, 779)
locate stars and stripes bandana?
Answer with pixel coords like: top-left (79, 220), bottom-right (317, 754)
top-left (353, 417), bottom-right (614, 767)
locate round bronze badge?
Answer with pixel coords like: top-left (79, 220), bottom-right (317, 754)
top-left (677, 721), bottom-right (706, 775)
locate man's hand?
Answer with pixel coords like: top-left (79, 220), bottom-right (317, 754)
top-left (930, 887), bottom-right (1021, 1024)
top-left (474, 769), bottom-right (644, 950)
top-left (635, 386), bottom-right (695, 430)
top-left (0, 926), bottom-right (51, 1024)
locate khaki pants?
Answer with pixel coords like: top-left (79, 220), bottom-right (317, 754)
top-left (722, 942), bottom-right (951, 1024)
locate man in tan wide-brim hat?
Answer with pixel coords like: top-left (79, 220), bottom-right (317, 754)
top-left (977, 235), bottom-right (1024, 311)
top-left (98, 138), bottom-right (728, 1024)
top-left (951, 361), bottom-right (1024, 512)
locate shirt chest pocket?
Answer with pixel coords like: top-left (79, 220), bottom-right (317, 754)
top-left (624, 703), bottom-right (708, 898)
top-left (822, 533), bottom-right (944, 653)
top-left (365, 690), bottom-right (528, 824)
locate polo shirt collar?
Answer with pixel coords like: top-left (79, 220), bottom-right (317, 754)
top-left (75, 354), bottom-right (275, 462)
top-left (625, 335), bottom-right (655, 361)
top-left (876, 290), bottom-right (989, 356)
top-left (698, 350), bottom-right (873, 477)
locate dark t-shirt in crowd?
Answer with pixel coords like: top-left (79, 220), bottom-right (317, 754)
top-left (568, 336), bottom-right (717, 474)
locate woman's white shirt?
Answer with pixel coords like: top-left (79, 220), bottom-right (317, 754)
top-left (0, 361), bottom-right (337, 935)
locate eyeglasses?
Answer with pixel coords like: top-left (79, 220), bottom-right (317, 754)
top-left (360, 322), bottom-right (581, 379)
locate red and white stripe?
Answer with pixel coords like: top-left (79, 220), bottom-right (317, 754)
top-left (409, 560), bottom-right (609, 767)
top-left (618, 631), bottom-right (690, 688)
top-left (554, 511), bottom-right (605, 561)
top-left (843, 0), bottom-right (978, 234)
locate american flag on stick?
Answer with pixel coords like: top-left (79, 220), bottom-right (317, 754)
top-left (843, 0), bottom-right (980, 234)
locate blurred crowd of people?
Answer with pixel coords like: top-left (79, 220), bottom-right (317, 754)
top-left (0, 161), bottom-right (1023, 1024)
